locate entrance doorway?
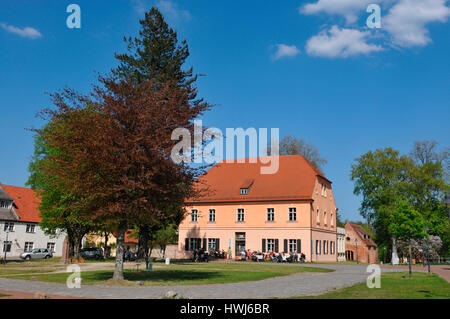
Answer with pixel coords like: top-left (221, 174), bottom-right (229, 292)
top-left (235, 232), bottom-right (245, 257)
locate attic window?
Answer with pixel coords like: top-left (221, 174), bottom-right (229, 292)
top-left (239, 178), bottom-right (254, 195)
top-left (0, 200), bottom-right (12, 209)
top-left (240, 188), bottom-right (249, 195)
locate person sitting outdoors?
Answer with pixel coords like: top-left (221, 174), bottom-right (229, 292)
top-left (241, 250), bottom-right (246, 261)
top-left (277, 252), bottom-right (283, 262)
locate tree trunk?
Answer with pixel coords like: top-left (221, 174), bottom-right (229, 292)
top-left (113, 221), bottom-right (127, 281)
top-left (73, 233), bottom-right (84, 261)
top-left (149, 244), bottom-right (153, 259)
top-left (408, 242), bottom-right (412, 277)
top-left (68, 240), bottom-right (75, 258)
top-left (104, 232), bottom-right (109, 258)
top-left (391, 236), bottom-right (399, 265)
top-left (137, 225), bottom-right (149, 260)
top-left (60, 236), bottom-right (70, 264)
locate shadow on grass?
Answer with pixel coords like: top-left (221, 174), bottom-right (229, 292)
top-left (65, 269), bottom-right (222, 284)
top-left (124, 270), bottom-right (221, 282)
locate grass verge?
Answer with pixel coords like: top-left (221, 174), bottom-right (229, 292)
top-left (293, 272), bottom-right (450, 299)
top-left (6, 262), bottom-right (332, 286)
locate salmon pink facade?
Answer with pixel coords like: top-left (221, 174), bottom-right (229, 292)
top-left (177, 155), bottom-right (338, 262)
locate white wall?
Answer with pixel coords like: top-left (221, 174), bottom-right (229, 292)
top-left (0, 221), bottom-right (66, 258)
top-left (337, 227), bottom-right (346, 262)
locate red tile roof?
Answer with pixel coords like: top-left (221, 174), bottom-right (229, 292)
top-left (188, 155), bottom-right (330, 203)
top-left (2, 185), bottom-right (41, 223)
top-left (347, 223), bottom-right (377, 247)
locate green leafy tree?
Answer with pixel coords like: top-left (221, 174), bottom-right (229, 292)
top-left (350, 147), bottom-right (412, 258)
top-left (389, 200), bottom-right (426, 276)
top-left (407, 140), bottom-right (449, 255)
top-left (155, 225), bottom-right (178, 258)
top-left (27, 128), bottom-right (93, 261)
top-left (351, 143), bottom-right (449, 262)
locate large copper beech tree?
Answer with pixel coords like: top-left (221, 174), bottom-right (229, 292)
top-left (35, 75), bottom-right (211, 280)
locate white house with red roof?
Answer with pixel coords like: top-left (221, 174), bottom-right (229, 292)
top-left (0, 183), bottom-right (66, 259)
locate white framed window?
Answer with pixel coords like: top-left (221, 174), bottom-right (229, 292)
top-left (267, 208), bottom-right (274, 221)
top-left (267, 239), bottom-right (275, 252)
top-left (289, 207), bottom-right (297, 221)
top-left (191, 209), bottom-right (198, 222)
top-left (26, 224), bottom-right (36, 233)
top-left (208, 238), bottom-right (216, 250)
top-left (324, 211), bottom-right (327, 226)
top-left (331, 213), bottom-right (334, 228)
top-left (0, 200), bottom-right (12, 208)
top-left (240, 188), bottom-right (249, 195)
top-left (289, 239), bottom-right (297, 253)
top-left (237, 208), bottom-right (245, 222)
top-left (189, 238), bottom-right (200, 251)
top-left (4, 222), bottom-right (14, 232)
top-left (316, 210), bottom-right (320, 225)
top-left (47, 242), bottom-right (56, 252)
top-left (24, 242), bottom-right (34, 252)
top-left (321, 184), bottom-right (327, 197)
top-left (209, 209), bottom-right (215, 222)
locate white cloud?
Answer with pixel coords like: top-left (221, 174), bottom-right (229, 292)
top-left (0, 22), bottom-right (42, 39)
top-left (272, 44), bottom-right (301, 60)
top-left (156, 0), bottom-right (191, 21)
top-left (306, 26), bottom-right (383, 58)
top-left (384, 0), bottom-right (450, 47)
top-left (132, 0), bottom-right (191, 22)
top-left (300, 0), bottom-right (391, 23)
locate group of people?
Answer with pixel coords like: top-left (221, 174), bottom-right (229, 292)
top-left (192, 248), bottom-right (210, 262)
top-left (239, 249), bottom-right (306, 263)
top-left (192, 247), bottom-right (307, 263)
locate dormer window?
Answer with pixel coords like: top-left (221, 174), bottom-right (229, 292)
top-left (240, 188), bottom-right (249, 195)
top-left (239, 179), bottom-right (254, 195)
top-left (0, 200), bottom-right (12, 209)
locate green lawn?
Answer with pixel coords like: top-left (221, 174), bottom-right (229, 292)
top-left (6, 262), bottom-right (332, 286)
top-left (0, 293), bottom-right (11, 297)
top-left (0, 268), bottom-right (58, 276)
top-left (294, 272), bottom-right (450, 299)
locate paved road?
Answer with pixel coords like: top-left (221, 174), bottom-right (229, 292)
top-left (0, 263), bottom-right (415, 299)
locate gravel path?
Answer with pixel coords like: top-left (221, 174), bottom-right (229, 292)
top-left (0, 263), bottom-right (415, 299)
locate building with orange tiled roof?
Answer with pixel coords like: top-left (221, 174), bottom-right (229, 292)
top-left (0, 183), bottom-right (66, 259)
top-left (177, 155), bottom-right (338, 262)
top-left (344, 222), bottom-right (378, 264)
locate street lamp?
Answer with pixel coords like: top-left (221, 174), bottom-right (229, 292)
top-left (3, 229), bottom-right (10, 264)
top-left (425, 226), bottom-right (431, 274)
top-left (355, 238), bottom-right (359, 264)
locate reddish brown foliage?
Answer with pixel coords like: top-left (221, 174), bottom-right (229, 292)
top-left (35, 75), bottom-right (211, 227)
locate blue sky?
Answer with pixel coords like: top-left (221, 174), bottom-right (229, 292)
top-left (0, 0), bottom-right (449, 222)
